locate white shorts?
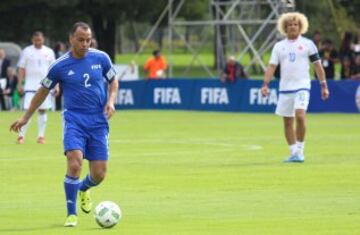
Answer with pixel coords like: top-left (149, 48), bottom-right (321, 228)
top-left (24, 91), bottom-right (52, 110)
top-left (275, 90), bottom-right (310, 117)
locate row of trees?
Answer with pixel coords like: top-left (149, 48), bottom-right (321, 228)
top-left (0, 0), bottom-right (209, 61)
top-left (0, 0), bottom-right (358, 62)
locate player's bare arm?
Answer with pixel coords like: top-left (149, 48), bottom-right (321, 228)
top-left (104, 78), bottom-right (119, 119)
top-left (17, 67), bottom-right (26, 95)
top-left (52, 84), bottom-right (60, 97)
top-left (261, 64), bottom-right (277, 97)
top-left (313, 61), bottom-right (329, 100)
top-left (10, 87), bottom-right (50, 132)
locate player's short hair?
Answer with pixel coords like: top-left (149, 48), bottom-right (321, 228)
top-left (277, 12), bottom-right (309, 36)
top-left (70, 22), bottom-right (91, 35)
top-left (32, 31), bottom-right (44, 38)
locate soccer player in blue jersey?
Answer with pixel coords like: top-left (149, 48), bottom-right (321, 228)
top-left (10, 22), bottom-right (119, 227)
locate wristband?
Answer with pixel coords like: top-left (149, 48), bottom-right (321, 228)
top-left (320, 80), bottom-right (327, 89)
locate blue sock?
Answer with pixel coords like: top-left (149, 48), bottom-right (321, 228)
top-left (64, 175), bottom-right (80, 215)
top-left (79, 174), bottom-right (98, 192)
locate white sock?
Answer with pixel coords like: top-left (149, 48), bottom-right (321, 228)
top-left (289, 144), bottom-right (297, 156)
top-left (19, 119), bottom-right (31, 138)
top-left (296, 141), bottom-right (305, 156)
top-left (38, 113), bottom-right (47, 138)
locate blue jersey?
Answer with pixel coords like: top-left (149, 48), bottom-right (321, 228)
top-left (41, 48), bottom-right (117, 114)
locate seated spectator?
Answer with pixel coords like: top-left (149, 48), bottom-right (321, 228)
top-left (340, 56), bottom-right (353, 80)
top-left (3, 67), bottom-right (18, 110)
top-left (318, 39), bottom-right (338, 80)
top-left (0, 48), bottom-right (10, 110)
top-left (350, 54), bottom-right (360, 80)
top-left (144, 50), bottom-right (167, 79)
top-left (221, 56), bottom-right (247, 83)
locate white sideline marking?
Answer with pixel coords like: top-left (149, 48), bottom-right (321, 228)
top-left (0, 139), bottom-right (262, 161)
top-left (111, 139), bottom-right (262, 151)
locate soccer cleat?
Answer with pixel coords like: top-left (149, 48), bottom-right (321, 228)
top-left (79, 190), bottom-right (92, 213)
top-left (16, 136), bottom-right (25, 144)
top-left (64, 214), bottom-right (78, 227)
top-left (284, 155), bottom-right (304, 163)
top-left (37, 137), bottom-right (45, 144)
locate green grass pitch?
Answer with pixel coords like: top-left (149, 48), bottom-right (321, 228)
top-left (0, 111), bottom-right (359, 234)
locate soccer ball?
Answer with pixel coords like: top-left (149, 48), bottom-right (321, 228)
top-left (94, 201), bottom-right (122, 228)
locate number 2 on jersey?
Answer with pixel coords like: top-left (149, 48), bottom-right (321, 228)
top-left (83, 73), bottom-right (91, 88)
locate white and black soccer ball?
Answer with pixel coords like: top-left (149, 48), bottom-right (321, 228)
top-left (94, 201), bottom-right (122, 228)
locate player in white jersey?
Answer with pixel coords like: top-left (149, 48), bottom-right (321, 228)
top-left (261, 12), bottom-right (329, 162)
top-left (17, 31), bottom-right (56, 144)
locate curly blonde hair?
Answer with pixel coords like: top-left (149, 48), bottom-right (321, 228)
top-left (277, 12), bottom-right (309, 36)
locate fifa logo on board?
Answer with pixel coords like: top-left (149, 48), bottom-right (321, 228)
top-left (154, 88), bottom-right (181, 104)
top-left (201, 88), bottom-right (229, 105)
top-left (249, 88), bottom-right (277, 105)
top-left (117, 89), bottom-right (134, 105)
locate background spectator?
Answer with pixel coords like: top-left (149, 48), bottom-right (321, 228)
top-left (144, 50), bottom-right (167, 79)
top-left (340, 56), bottom-right (353, 80)
top-left (53, 41), bottom-right (67, 59)
top-left (0, 48), bottom-right (11, 110)
top-left (353, 30), bottom-right (360, 55)
top-left (318, 39), bottom-right (338, 80)
top-left (339, 31), bottom-right (354, 62)
top-left (90, 38), bottom-right (98, 49)
top-left (0, 48), bottom-right (10, 78)
top-left (350, 54), bottom-right (360, 80)
top-left (221, 55), bottom-right (247, 83)
top-left (4, 67), bottom-right (19, 110)
top-left (312, 30), bottom-right (322, 49)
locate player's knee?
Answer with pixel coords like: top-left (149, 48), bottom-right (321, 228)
top-left (68, 161), bottom-right (82, 176)
top-left (67, 155), bottom-right (83, 176)
top-left (92, 169), bottom-right (106, 183)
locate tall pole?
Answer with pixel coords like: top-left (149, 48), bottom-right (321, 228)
top-left (168, 0), bottom-right (173, 78)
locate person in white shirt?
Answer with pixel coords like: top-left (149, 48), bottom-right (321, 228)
top-left (17, 31), bottom-right (56, 144)
top-left (261, 12), bottom-right (329, 163)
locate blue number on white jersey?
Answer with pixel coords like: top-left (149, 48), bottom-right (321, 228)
top-left (288, 52), bottom-right (296, 62)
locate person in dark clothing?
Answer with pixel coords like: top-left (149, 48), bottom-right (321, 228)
top-left (0, 48), bottom-right (11, 110)
top-left (340, 56), bottom-right (353, 80)
top-left (221, 56), bottom-right (248, 83)
top-left (350, 54), bottom-right (360, 80)
top-left (318, 39), bottom-right (338, 80)
top-left (4, 67), bottom-right (18, 109)
top-left (339, 31), bottom-right (354, 62)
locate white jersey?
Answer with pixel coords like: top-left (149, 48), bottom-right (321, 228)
top-left (269, 36), bottom-right (320, 92)
top-left (18, 45), bottom-right (55, 91)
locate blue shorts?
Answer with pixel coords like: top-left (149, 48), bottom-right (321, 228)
top-left (62, 110), bottom-right (109, 161)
